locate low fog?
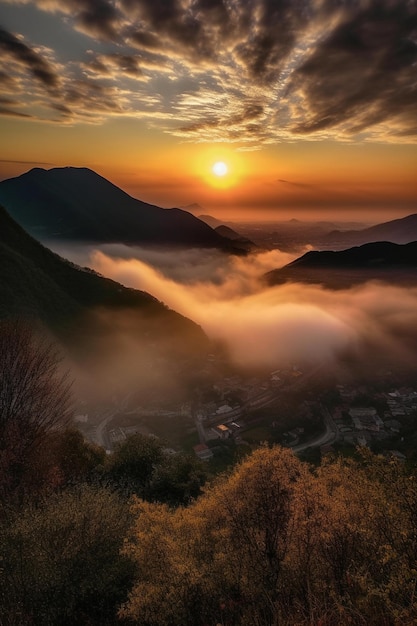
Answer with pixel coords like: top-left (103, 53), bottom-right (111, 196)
top-left (52, 242), bottom-right (417, 372)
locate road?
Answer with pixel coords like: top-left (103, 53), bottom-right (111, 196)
top-left (291, 405), bottom-right (338, 453)
top-left (92, 408), bottom-right (119, 450)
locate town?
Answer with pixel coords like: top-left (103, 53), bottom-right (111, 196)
top-left (76, 354), bottom-right (417, 468)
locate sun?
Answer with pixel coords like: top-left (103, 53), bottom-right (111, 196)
top-left (212, 161), bottom-right (228, 177)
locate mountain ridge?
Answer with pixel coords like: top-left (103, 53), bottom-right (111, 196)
top-left (324, 213), bottom-right (417, 247)
top-left (266, 241), bottom-right (417, 289)
top-left (0, 167), bottom-right (240, 252)
top-left (0, 203), bottom-right (209, 357)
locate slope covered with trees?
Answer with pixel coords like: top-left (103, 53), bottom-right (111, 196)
top-left (1, 324), bottom-right (417, 625)
top-left (122, 446), bottom-right (417, 626)
top-left (0, 205), bottom-right (209, 359)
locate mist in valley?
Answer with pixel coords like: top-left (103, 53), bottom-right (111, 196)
top-left (51, 241), bottom-right (417, 387)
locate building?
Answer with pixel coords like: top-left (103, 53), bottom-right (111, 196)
top-left (193, 444), bottom-right (213, 460)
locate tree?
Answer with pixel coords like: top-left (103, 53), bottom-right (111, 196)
top-left (34, 428), bottom-right (106, 489)
top-left (121, 446), bottom-right (307, 626)
top-left (0, 484), bottom-right (134, 625)
top-left (150, 452), bottom-right (207, 506)
top-left (107, 433), bottom-right (165, 497)
top-left (0, 320), bottom-right (72, 499)
top-left (121, 446), bottom-right (417, 625)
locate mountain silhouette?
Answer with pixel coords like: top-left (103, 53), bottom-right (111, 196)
top-left (214, 225), bottom-right (256, 252)
top-left (324, 214), bottom-right (417, 247)
top-left (0, 167), bottom-right (238, 251)
top-left (266, 241), bottom-right (417, 289)
top-left (0, 204), bottom-right (209, 357)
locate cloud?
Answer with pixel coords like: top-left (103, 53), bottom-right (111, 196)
top-left (277, 179), bottom-right (316, 190)
top-left (9, 0), bottom-right (121, 40)
top-left (54, 244), bottom-right (417, 371)
top-left (0, 27), bottom-right (59, 89)
top-left (0, 158), bottom-right (54, 165)
top-left (288, 1), bottom-right (417, 139)
top-left (3, 0), bottom-right (417, 143)
top-left (0, 107), bottom-right (33, 118)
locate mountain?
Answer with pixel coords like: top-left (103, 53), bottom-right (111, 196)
top-left (324, 214), bottom-right (417, 248)
top-left (0, 167), bottom-right (238, 251)
top-left (198, 214), bottom-right (229, 229)
top-left (214, 225), bottom-right (256, 252)
top-left (180, 203), bottom-right (204, 214)
top-left (0, 204), bottom-right (209, 357)
top-left (266, 241), bottom-right (417, 289)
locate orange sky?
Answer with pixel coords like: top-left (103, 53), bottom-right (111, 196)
top-left (1, 1), bottom-right (416, 222)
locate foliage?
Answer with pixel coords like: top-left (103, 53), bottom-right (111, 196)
top-left (106, 433), bottom-right (166, 498)
top-left (122, 447), bottom-right (417, 625)
top-left (106, 433), bottom-right (207, 506)
top-left (1, 322), bottom-right (417, 626)
top-left (0, 320), bottom-right (72, 500)
top-left (0, 484), bottom-right (134, 626)
top-left (34, 428), bottom-right (106, 489)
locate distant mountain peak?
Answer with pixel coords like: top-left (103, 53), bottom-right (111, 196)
top-left (180, 202), bottom-right (204, 212)
top-left (324, 213), bottom-right (417, 247)
top-left (0, 167), bottom-right (241, 252)
top-left (266, 240), bottom-right (417, 289)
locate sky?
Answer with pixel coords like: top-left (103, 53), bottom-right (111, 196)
top-left (0, 0), bottom-right (416, 221)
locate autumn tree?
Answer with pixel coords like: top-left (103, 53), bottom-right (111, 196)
top-left (0, 484), bottom-right (134, 625)
top-left (121, 446), bottom-right (308, 626)
top-left (0, 320), bottom-right (72, 499)
top-left (32, 428), bottom-right (106, 490)
top-left (121, 445), bottom-right (417, 626)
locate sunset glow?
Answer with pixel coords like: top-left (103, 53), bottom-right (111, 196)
top-left (0, 1), bottom-right (415, 221)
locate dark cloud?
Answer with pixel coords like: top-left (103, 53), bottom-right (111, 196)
top-left (128, 30), bottom-right (159, 49)
top-left (0, 159), bottom-right (54, 164)
top-left (62, 79), bottom-right (127, 117)
top-left (2, 0), bottom-right (417, 142)
top-left (122, 0), bottom-right (214, 62)
top-left (85, 54), bottom-right (146, 78)
top-left (277, 179), bottom-right (316, 189)
top-left (124, 0), bottom-right (307, 78)
top-left (25, 0), bottom-right (121, 40)
top-left (0, 27), bottom-right (59, 89)
top-left (289, 1), bottom-right (417, 137)
top-left (0, 97), bottom-right (18, 105)
top-left (179, 100), bottom-right (265, 137)
top-left (0, 70), bottom-right (17, 89)
top-left (234, 0), bottom-right (308, 84)
top-left (0, 107), bottom-right (33, 118)
top-left (72, 0), bottom-right (120, 39)
top-left (51, 102), bottom-right (73, 116)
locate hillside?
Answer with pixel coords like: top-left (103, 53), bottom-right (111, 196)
top-left (0, 167), bottom-right (237, 251)
top-left (324, 213), bottom-right (417, 247)
top-left (266, 241), bottom-right (417, 289)
top-left (214, 225), bottom-right (256, 251)
top-left (197, 214), bottom-right (227, 228)
top-left (0, 205), bottom-right (209, 356)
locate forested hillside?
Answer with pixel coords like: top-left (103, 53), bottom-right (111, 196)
top-left (1, 322), bottom-right (417, 626)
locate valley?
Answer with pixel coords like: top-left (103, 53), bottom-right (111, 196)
top-left (1, 167), bottom-right (416, 467)
top-left (2, 2), bottom-right (416, 622)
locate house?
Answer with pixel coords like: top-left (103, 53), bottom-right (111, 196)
top-left (211, 424), bottom-right (232, 439)
top-left (193, 444), bottom-right (213, 460)
top-left (216, 404), bottom-right (233, 415)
